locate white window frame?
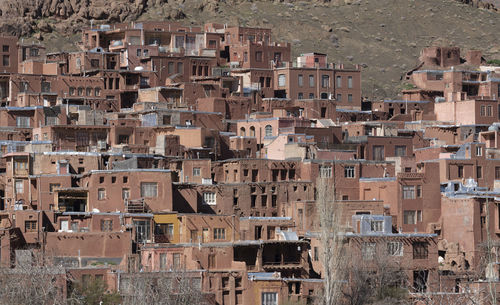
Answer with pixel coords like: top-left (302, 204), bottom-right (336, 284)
top-left (193, 167), bottom-right (201, 177)
top-left (403, 210), bottom-right (417, 225)
top-left (265, 125), bottom-right (273, 137)
top-left (262, 292), bottom-right (278, 305)
top-left (370, 220), bottom-right (384, 232)
top-left (387, 241), bottom-right (403, 256)
top-left (203, 192), bottom-right (216, 205)
top-left (278, 74), bottom-right (286, 87)
top-left (98, 188), bottom-right (106, 200)
top-left (15, 179), bottom-right (24, 194)
top-left (320, 166), bottom-right (332, 178)
top-left (141, 182), bottom-right (158, 198)
top-left (16, 117), bottom-right (30, 128)
top-left (402, 185), bottom-right (415, 199)
top-left (344, 166), bottom-right (355, 178)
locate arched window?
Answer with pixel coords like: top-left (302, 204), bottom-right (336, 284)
top-left (240, 127), bottom-right (246, 137)
top-left (265, 125), bottom-right (272, 137)
top-left (249, 126), bottom-right (255, 137)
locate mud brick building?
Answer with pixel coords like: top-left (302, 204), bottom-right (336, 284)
top-left (0, 20), bottom-right (500, 305)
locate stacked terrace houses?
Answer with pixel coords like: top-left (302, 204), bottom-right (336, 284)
top-left (1, 21), bottom-right (500, 304)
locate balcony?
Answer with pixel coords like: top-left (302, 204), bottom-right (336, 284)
top-left (125, 198), bottom-right (150, 213)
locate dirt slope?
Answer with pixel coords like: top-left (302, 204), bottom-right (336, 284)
top-left (1, 0), bottom-right (500, 98)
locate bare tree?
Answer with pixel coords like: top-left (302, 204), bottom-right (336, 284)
top-left (119, 270), bottom-right (211, 305)
top-left (342, 240), bottom-right (409, 305)
top-left (0, 249), bottom-right (67, 305)
top-left (317, 176), bottom-right (346, 305)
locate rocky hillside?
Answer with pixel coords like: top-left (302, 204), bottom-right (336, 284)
top-left (1, 0), bottom-right (500, 98)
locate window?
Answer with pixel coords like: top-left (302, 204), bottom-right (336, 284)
top-left (413, 242), bottom-right (428, 259)
top-left (255, 51), bottom-right (262, 62)
top-left (373, 145), bottom-right (385, 161)
top-left (404, 210), bottom-right (416, 225)
top-left (487, 105), bottom-right (493, 117)
top-left (20, 82), bottom-right (29, 93)
top-left (243, 52), bottom-right (248, 62)
top-left (496, 167), bottom-right (500, 179)
top-left (177, 62), bottom-right (183, 74)
top-left (458, 165), bottom-right (464, 178)
top-left (395, 145), bottom-right (407, 157)
top-left (298, 92), bottom-right (303, 99)
top-left (336, 93), bottom-right (342, 101)
top-left (86, 87), bottom-right (92, 96)
top-left (141, 182), bottom-right (158, 198)
top-left (203, 192), bottom-right (216, 205)
top-left (322, 75), bottom-right (329, 88)
top-left (2, 45), bottom-right (9, 52)
top-left (309, 93), bottom-right (314, 99)
top-left (122, 188), bottom-right (130, 200)
top-left (193, 167), bottom-right (201, 177)
top-left (348, 94), bottom-right (353, 103)
top-left (370, 220), bottom-right (384, 232)
top-left (261, 292), bottom-right (278, 305)
top-left (98, 188), bottom-right (106, 200)
top-left (320, 166), bottom-right (332, 178)
top-left (143, 49), bottom-right (149, 57)
top-left (49, 183), bottom-right (60, 193)
top-left (309, 75), bottom-right (314, 87)
top-left (416, 185), bottom-right (422, 198)
top-left (348, 76), bottom-right (353, 88)
top-left (160, 253), bottom-right (167, 270)
top-left (94, 87), bottom-right (101, 96)
top-left (278, 74), bottom-right (286, 87)
top-left (156, 223), bottom-right (174, 241)
top-left (25, 220), bottom-right (37, 232)
top-left (476, 146), bottom-right (482, 156)
top-left (344, 166), bottom-right (355, 178)
top-left (41, 81), bottom-right (51, 93)
top-left (77, 87), bottom-right (84, 96)
top-left (481, 105), bottom-right (486, 116)
top-left (477, 166), bottom-right (482, 179)
top-left (314, 246), bottom-right (319, 261)
top-left (2, 55), bottom-right (9, 67)
top-left (136, 49), bottom-right (142, 57)
top-left (134, 220), bottom-right (151, 243)
top-left (101, 220), bottom-right (113, 232)
top-left (387, 241), bottom-right (403, 256)
top-left (403, 185), bottom-right (415, 199)
top-left (265, 125), bottom-right (273, 137)
top-left (167, 62), bottom-right (174, 74)
top-left (213, 228), bottom-right (226, 240)
top-left (336, 76), bottom-right (342, 88)
top-left (362, 242), bottom-right (376, 260)
top-left (15, 180), bottom-right (23, 194)
top-left (298, 74), bottom-right (303, 87)
top-left (90, 59), bottom-right (99, 68)
top-left (140, 77), bottom-right (149, 86)
top-left (16, 117), bottom-right (30, 128)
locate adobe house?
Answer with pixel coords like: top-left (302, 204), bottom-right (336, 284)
top-left (83, 169), bottom-right (173, 213)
